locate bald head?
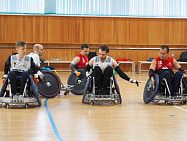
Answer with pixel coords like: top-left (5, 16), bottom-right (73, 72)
top-left (33, 44), bottom-right (44, 56)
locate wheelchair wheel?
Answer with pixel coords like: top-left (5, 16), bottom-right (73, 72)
top-left (182, 79), bottom-right (187, 94)
top-left (29, 75), bottom-right (41, 106)
top-left (143, 74), bottom-right (159, 104)
top-left (113, 74), bottom-right (122, 104)
top-left (0, 77), bottom-right (8, 97)
top-left (37, 70), bottom-right (61, 98)
top-left (67, 69), bottom-right (87, 95)
top-left (82, 77), bottom-right (92, 103)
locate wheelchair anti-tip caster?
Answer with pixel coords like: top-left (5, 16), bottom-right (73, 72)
top-left (64, 91), bottom-right (69, 96)
top-left (111, 101), bottom-right (115, 106)
top-left (6, 104), bottom-right (9, 109)
top-left (25, 104), bottom-right (29, 109)
top-left (91, 101), bottom-right (94, 106)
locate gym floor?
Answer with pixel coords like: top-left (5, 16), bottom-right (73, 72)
top-left (0, 71), bottom-right (187, 141)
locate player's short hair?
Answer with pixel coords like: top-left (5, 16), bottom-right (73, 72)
top-left (16, 41), bottom-right (27, 48)
top-left (98, 45), bottom-right (109, 53)
top-left (81, 44), bottom-right (89, 50)
top-left (161, 46), bottom-right (169, 53)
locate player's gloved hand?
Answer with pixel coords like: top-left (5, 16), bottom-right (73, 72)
top-left (39, 73), bottom-right (46, 82)
top-left (151, 77), bottom-right (154, 86)
top-left (129, 79), bottom-right (139, 87)
top-left (75, 70), bottom-right (84, 79)
top-left (75, 70), bottom-right (81, 76)
top-left (2, 75), bottom-right (8, 84)
top-left (149, 77), bottom-right (155, 90)
top-left (86, 71), bottom-right (91, 78)
top-left (179, 67), bottom-right (185, 74)
top-left (34, 74), bottom-right (39, 83)
top-left (34, 77), bottom-right (39, 83)
top-left (37, 71), bottom-right (46, 82)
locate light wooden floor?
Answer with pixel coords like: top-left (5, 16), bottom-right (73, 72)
top-left (0, 71), bottom-right (187, 141)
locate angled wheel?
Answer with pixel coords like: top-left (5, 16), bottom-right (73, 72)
top-left (67, 69), bottom-right (87, 95)
top-left (0, 77), bottom-right (8, 97)
top-left (29, 75), bottom-right (41, 106)
top-left (37, 71), bottom-right (61, 98)
top-left (82, 77), bottom-right (92, 103)
top-left (182, 78), bottom-right (187, 94)
top-left (143, 74), bottom-right (159, 104)
top-left (113, 74), bottom-right (122, 104)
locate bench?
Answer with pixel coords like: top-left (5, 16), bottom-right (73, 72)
top-left (43, 60), bottom-right (72, 71)
top-left (43, 60), bottom-right (136, 73)
top-left (117, 61), bottom-right (135, 74)
top-left (137, 61), bottom-right (187, 74)
top-left (137, 61), bottom-right (152, 74)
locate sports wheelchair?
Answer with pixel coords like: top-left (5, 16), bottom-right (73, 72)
top-left (143, 73), bottom-right (187, 105)
top-left (82, 74), bottom-right (122, 106)
top-left (0, 75), bottom-right (41, 108)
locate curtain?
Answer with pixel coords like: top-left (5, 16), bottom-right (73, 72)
top-left (56, 0), bottom-right (187, 17)
top-left (0, 0), bottom-right (187, 17)
top-left (0, 0), bottom-right (44, 14)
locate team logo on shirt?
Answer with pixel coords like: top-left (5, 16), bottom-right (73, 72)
top-left (162, 66), bottom-right (168, 69)
top-left (158, 61), bottom-right (162, 67)
top-left (82, 57), bottom-right (85, 63)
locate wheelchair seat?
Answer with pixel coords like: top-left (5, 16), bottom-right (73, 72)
top-left (143, 73), bottom-right (187, 105)
top-left (82, 74), bottom-right (122, 105)
top-left (0, 75), bottom-right (41, 108)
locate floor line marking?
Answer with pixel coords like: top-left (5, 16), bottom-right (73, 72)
top-left (44, 98), bottom-right (63, 141)
top-left (174, 105), bottom-right (187, 112)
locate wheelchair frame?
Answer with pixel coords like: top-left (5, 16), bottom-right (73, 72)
top-left (143, 73), bottom-right (187, 105)
top-left (0, 75), bottom-right (41, 108)
top-left (82, 74), bottom-right (122, 105)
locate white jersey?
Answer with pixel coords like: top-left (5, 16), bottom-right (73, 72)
top-left (93, 56), bottom-right (113, 73)
top-left (28, 53), bottom-right (40, 67)
top-left (10, 54), bottom-right (31, 72)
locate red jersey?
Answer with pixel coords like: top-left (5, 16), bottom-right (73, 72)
top-left (76, 54), bottom-right (89, 68)
top-left (155, 56), bottom-right (173, 71)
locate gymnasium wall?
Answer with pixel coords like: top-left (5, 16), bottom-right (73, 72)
top-left (0, 15), bottom-right (187, 72)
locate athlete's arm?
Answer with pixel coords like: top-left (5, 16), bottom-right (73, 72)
top-left (173, 59), bottom-right (181, 70)
top-left (149, 59), bottom-right (156, 71)
top-left (111, 58), bottom-right (118, 68)
top-left (149, 59), bottom-right (157, 78)
top-left (173, 59), bottom-right (185, 74)
top-left (4, 56), bottom-right (11, 75)
top-left (85, 57), bottom-right (94, 72)
top-left (69, 57), bottom-right (80, 72)
top-left (88, 57), bottom-right (94, 67)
